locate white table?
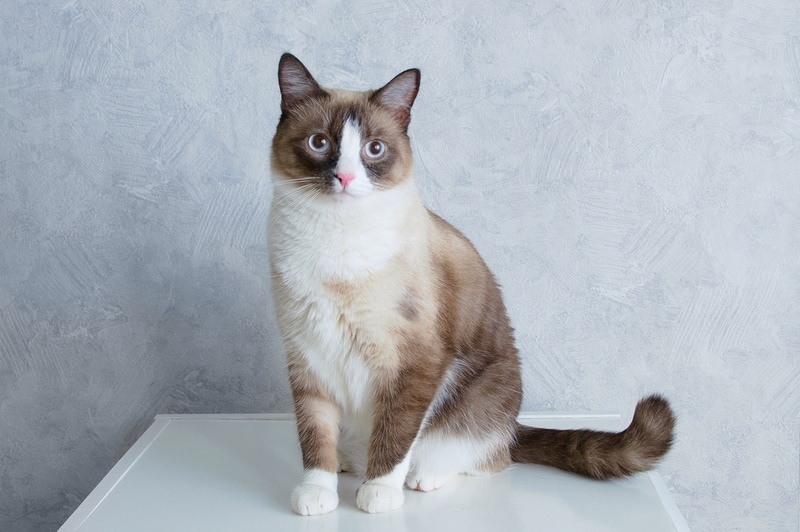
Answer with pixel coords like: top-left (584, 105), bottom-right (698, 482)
top-left (60, 413), bottom-right (689, 531)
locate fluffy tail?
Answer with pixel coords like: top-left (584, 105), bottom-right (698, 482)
top-left (510, 395), bottom-right (675, 479)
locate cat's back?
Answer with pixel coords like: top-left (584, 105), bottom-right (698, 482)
top-left (425, 210), bottom-right (501, 304)
top-left (424, 209), bottom-right (516, 355)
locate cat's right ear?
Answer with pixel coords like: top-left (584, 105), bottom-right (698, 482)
top-left (278, 53), bottom-right (326, 113)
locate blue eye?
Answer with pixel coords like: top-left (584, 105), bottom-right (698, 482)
top-left (308, 134), bottom-right (330, 153)
top-left (363, 140), bottom-right (385, 159)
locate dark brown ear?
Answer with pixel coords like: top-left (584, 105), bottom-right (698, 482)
top-left (370, 68), bottom-right (420, 130)
top-left (278, 53), bottom-right (326, 113)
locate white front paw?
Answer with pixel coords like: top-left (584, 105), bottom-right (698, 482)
top-left (292, 483), bottom-right (339, 515)
top-left (356, 482), bottom-right (404, 513)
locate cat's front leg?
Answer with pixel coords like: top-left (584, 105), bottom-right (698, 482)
top-left (356, 374), bottom-right (437, 514)
top-left (289, 369), bottom-right (341, 516)
top-left (291, 468), bottom-right (338, 516)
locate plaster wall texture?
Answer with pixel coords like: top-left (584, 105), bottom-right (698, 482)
top-left (1, 1), bottom-right (798, 530)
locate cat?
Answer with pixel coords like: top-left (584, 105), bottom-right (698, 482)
top-left (267, 53), bottom-right (675, 515)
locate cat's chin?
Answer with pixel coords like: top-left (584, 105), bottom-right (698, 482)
top-left (331, 189), bottom-right (370, 201)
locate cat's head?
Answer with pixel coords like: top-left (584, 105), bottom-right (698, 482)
top-left (271, 53), bottom-right (420, 200)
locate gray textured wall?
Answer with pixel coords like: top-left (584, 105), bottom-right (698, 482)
top-left (1, 1), bottom-right (798, 530)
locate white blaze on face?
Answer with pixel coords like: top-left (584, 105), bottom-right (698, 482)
top-left (335, 120), bottom-right (373, 198)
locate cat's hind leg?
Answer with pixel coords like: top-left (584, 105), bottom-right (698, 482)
top-left (406, 431), bottom-right (510, 492)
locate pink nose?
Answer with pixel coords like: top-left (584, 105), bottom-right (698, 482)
top-left (337, 172), bottom-right (354, 188)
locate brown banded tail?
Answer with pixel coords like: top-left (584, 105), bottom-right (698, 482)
top-left (510, 395), bottom-right (675, 479)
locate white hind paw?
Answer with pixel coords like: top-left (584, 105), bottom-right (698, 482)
top-left (406, 471), bottom-right (454, 492)
top-left (356, 482), bottom-right (404, 513)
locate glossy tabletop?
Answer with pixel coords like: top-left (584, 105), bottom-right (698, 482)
top-left (60, 413), bottom-right (689, 532)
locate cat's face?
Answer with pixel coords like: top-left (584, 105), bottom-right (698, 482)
top-left (271, 54), bottom-right (420, 200)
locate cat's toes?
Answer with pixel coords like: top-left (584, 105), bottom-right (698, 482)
top-left (291, 483), bottom-right (338, 516)
top-left (406, 471), bottom-right (453, 492)
top-left (355, 482), bottom-right (404, 513)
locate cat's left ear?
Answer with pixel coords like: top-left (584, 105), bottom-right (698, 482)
top-left (370, 69), bottom-right (421, 130)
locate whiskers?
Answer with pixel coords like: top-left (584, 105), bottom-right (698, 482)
top-left (271, 177), bottom-right (325, 212)
top-left (370, 179), bottom-right (393, 193)
top-left (267, 180), bottom-right (323, 243)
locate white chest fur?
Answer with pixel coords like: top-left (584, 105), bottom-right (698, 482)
top-left (269, 179), bottom-right (416, 284)
top-left (268, 179), bottom-right (418, 413)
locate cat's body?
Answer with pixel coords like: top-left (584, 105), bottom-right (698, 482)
top-left (268, 54), bottom-right (674, 515)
